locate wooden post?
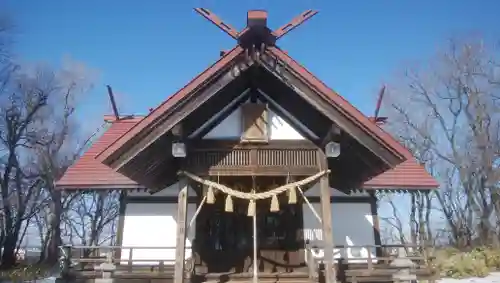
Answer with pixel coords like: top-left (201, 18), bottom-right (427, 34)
top-left (252, 209), bottom-right (258, 283)
top-left (174, 181), bottom-right (189, 283)
top-left (318, 151), bottom-right (336, 283)
top-left (61, 245), bottom-right (72, 278)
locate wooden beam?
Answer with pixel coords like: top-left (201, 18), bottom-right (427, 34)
top-left (317, 150), bottom-right (336, 283)
top-left (114, 191), bottom-right (127, 260)
top-left (321, 124), bottom-right (341, 147)
top-left (369, 192), bottom-right (383, 257)
top-left (108, 63), bottom-right (250, 169)
top-left (106, 85), bottom-right (120, 120)
top-left (255, 76), bottom-right (330, 139)
top-left (272, 10), bottom-right (318, 40)
top-left (194, 8), bottom-right (240, 39)
top-left (174, 181), bottom-right (189, 283)
top-left (255, 89), bottom-right (320, 142)
top-left (191, 89), bottom-right (251, 139)
top-left (258, 55), bottom-right (402, 166)
top-left (126, 195), bottom-right (199, 204)
top-left (171, 123), bottom-right (183, 138)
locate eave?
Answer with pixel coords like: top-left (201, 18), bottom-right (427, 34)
top-left (96, 46), bottom-right (245, 169)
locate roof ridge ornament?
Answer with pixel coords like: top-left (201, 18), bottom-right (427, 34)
top-left (194, 8), bottom-right (318, 49)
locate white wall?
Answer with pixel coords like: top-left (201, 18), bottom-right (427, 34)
top-left (302, 184), bottom-right (377, 262)
top-left (121, 182), bottom-right (377, 265)
top-left (120, 182), bottom-right (197, 265)
top-left (202, 97), bottom-right (316, 140)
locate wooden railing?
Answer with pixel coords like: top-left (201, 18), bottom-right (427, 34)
top-left (185, 141), bottom-right (320, 176)
top-left (59, 245), bottom-right (193, 278)
top-left (59, 244), bottom-right (437, 282)
top-left (304, 243), bottom-right (437, 283)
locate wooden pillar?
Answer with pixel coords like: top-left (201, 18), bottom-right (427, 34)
top-left (174, 181), bottom-right (189, 283)
top-left (318, 151), bottom-right (336, 283)
top-left (369, 192), bottom-right (383, 257)
top-left (114, 190), bottom-right (127, 260)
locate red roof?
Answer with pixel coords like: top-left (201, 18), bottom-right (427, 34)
top-left (56, 118), bottom-right (142, 189)
top-left (56, 117), bottom-right (438, 190)
top-left (56, 9), bottom-right (439, 190)
top-left (97, 46), bottom-right (414, 166)
top-left (363, 160), bottom-right (439, 189)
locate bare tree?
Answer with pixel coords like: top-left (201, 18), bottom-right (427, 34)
top-left (32, 58), bottom-right (98, 264)
top-left (382, 37), bottom-right (500, 248)
top-left (0, 65), bottom-right (52, 268)
top-left (0, 58), bottom-right (98, 268)
top-left (62, 190), bottom-right (120, 257)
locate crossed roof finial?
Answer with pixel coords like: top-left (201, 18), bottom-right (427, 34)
top-left (194, 8), bottom-right (318, 48)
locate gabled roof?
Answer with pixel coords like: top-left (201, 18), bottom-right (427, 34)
top-left (56, 116), bottom-right (438, 190)
top-left (95, 10), bottom-right (417, 170)
top-left (97, 47), bottom-right (415, 170)
top-left (55, 9), bottom-right (439, 190)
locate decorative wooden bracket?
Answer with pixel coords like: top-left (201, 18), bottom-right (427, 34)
top-left (371, 85), bottom-right (388, 125)
top-left (194, 8), bottom-right (318, 48)
top-left (106, 85), bottom-right (120, 120)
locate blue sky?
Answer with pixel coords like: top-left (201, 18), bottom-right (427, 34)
top-left (4, 0), bottom-right (499, 244)
top-left (4, 0), bottom-right (500, 131)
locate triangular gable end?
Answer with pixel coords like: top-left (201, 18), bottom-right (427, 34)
top-left (97, 51), bottom-right (413, 172)
top-left (192, 94), bottom-right (318, 141)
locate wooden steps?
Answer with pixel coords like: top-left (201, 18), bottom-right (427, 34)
top-left (193, 272), bottom-right (314, 283)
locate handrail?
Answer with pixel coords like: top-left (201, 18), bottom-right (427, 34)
top-left (58, 243), bottom-right (435, 279)
top-left (58, 245), bottom-right (194, 278)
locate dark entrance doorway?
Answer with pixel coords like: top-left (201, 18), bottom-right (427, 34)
top-left (193, 179), bottom-right (305, 274)
top-left (195, 198), bottom-right (253, 273)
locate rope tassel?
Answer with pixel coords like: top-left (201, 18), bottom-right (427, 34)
top-left (247, 200), bottom-right (256, 216)
top-left (288, 187), bottom-right (297, 204)
top-left (206, 186), bottom-right (215, 204)
top-left (270, 194), bottom-right (280, 212)
top-left (225, 195), bottom-right (234, 212)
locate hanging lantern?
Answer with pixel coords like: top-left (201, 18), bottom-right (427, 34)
top-left (172, 142), bottom-right (187, 158)
top-left (325, 141), bottom-right (341, 158)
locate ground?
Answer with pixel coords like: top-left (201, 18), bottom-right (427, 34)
top-left (438, 273), bottom-right (500, 283)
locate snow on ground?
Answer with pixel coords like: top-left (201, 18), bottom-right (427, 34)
top-left (16, 273), bottom-right (500, 283)
top-left (27, 277), bottom-right (56, 283)
top-left (437, 273), bottom-right (500, 283)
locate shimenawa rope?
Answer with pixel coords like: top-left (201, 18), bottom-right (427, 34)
top-left (179, 170), bottom-right (330, 216)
